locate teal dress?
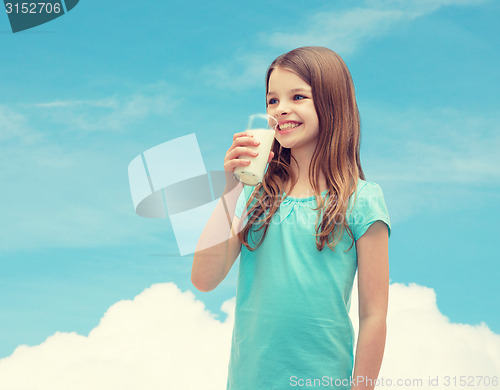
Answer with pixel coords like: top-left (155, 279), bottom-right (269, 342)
top-left (227, 179), bottom-right (391, 390)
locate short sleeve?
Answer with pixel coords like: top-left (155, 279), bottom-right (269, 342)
top-left (348, 181), bottom-right (391, 241)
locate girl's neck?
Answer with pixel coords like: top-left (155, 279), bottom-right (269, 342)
top-left (285, 144), bottom-right (327, 197)
top-left (285, 166), bottom-right (327, 198)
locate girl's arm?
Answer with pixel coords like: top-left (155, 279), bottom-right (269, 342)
top-left (351, 220), bottom-right (390, 390)
top-left (192, 131), bottom-right (268, 292)
top-left (191, 180), bottom-right (244, 292)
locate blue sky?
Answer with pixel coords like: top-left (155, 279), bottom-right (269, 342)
top-left (0, 0), bottom-right (499, 371)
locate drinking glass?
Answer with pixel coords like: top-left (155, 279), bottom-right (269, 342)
top-left (233, 114), bottom-right (278, 186)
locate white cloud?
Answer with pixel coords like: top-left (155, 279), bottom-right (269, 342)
top-left (0, 134), bottom-right (156, 251)
top-left (0, 283), bottom-right (234, 390)
top-left (0, 281), bottom-right (497, 390)
top-left (362, 105), bottom-right (500, 184)
top-left (202, 0), bottom-right (486, 90)
top-left (201, 51), bottom-right (274, 91)
top-left (25, 82), bottom-right (178, 132)
top-left (30, 97), bottom-right (118, 109)
top-left (266, 0), bottom-right (486, 55)
top-left (365, 0), bottom-right (488, 15)
top-left (0, 104), bottom-right (43, 144)
top-left (358, 104), bottom-right (500, 224)
top-left (266, 8), bottom-right (410, 56)
top-left (0, 83), bottom-right (181, 251)
top-left (357, 282), bottom-right (500, 389)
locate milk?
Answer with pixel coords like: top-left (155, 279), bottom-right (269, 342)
top-left (233, 129), bottom-right (275, 186)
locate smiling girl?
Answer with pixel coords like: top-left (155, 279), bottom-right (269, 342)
top-left (192, 46), bottom-right (391, 390)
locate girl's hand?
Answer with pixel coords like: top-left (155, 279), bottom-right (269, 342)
top-left (223, 132), bottom-right (274, 174)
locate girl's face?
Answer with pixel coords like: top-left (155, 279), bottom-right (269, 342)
top-left (266, 67), bottom-right (320, 152)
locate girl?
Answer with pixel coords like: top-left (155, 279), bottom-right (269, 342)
top-left (192, 46), bottom-right (391, 390)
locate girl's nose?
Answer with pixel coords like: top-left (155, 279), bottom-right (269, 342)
top-left (275, 102), bottom-right (290, 117)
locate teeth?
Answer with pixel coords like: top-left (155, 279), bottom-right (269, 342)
top-left (279, 122), bottom-right (301, 131)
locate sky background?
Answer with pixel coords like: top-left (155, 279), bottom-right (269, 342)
top-left (0, 0), bottom-right (499, 388)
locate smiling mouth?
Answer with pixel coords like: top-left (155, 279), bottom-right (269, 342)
top-left (278, 122), bottom-right (302, 131)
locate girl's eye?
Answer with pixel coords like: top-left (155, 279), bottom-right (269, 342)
top-left (293, 95), bottom-right (306, 100)
top-left (268, 98), bottom-right (278, 105)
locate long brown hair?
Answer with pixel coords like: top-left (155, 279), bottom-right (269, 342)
top-left (238, 46), bottom-right (365, 252)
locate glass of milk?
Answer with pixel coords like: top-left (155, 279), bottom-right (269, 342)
top-left (233, 114), bottom-right (278, 186)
